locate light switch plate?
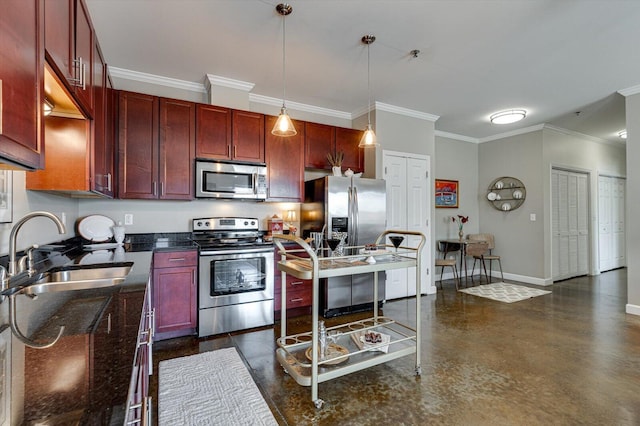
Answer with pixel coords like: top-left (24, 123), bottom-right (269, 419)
top-left (124, 214), bottom-right (133, 225)
top-left (530, 213), bottom-right (536, 221)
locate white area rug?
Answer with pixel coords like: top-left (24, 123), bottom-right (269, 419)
top-left (459, 282), bottom-right (551, 303)
top-left (158, 347), bottom-right (278, 426)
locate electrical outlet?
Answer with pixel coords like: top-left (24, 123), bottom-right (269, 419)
top-left (124, 214), bottom-right (133, 225)
top-left (530, 213), bottom-right (536, 222)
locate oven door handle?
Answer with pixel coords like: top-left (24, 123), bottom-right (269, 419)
top-left (200, 247), bottom-right (274, 256)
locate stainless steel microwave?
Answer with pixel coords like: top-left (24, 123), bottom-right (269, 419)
top-left (195, 161), bottom-right (267, 200)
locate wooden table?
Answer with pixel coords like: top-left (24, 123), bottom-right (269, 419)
top-left (438, 239), bottom-right (470, 283)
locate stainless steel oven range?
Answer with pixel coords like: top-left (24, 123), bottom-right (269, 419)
top-left (193, 217), bottom-right (274, 337)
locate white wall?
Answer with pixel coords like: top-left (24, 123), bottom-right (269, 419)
top-left (625, 92), bottom-right (640, 314)
top-left (434, 136), bottom-right (479, 240)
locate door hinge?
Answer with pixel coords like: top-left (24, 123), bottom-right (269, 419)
top-left (384, 166), bottom-right (387, 175)
top-left (426, 171), bottom-right (429, 179)
top-left (426, 219), bottom-right (429, 227)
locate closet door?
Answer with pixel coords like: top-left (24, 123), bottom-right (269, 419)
top-left (598, 176), bottom-right (626, 272)
top-left (383, 152), bottom-right (431, 299)
top-left (552, 169), bottom-right (589, 281)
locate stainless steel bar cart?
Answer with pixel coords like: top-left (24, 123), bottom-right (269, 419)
top-left (273, 230), bottom-right (426, 409)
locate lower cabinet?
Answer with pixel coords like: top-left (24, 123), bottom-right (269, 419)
top-left (125, 282), bottom-right (154, 425)
top-left (152, 250), bottom-right (198, 340)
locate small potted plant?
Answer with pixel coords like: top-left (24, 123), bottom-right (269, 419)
top-left (327, 152), bottom-right (344, 176)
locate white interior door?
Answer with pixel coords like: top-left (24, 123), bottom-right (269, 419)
top-left (552, 168), bottom-right (589, 281)
top-left (383, 151), bottom-right (431, 299)
top-left (598, 175), bottom-right (626, 272)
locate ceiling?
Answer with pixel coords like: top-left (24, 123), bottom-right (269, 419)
top-left (85, 0), bottom-right (640, 143)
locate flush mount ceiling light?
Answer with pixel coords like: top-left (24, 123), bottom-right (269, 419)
top-left (618, 130), bottom-right (627, 139)
top-left (43, 98), bottom-right (55, 116)
top-left (359, 34), bottom-right (378, 148)
top-left (271, 3), bottom-right (297, 137)
top-left (490, 109), bottom-right (527, 124)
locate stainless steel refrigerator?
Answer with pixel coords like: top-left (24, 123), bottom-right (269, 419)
top-left (301, 176), bottom-right (386, 317)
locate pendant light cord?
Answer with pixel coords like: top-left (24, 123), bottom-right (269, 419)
top-left (282, 13), bottom-right (287, 109)
top-left (367, 41), bottom-right (371, 126)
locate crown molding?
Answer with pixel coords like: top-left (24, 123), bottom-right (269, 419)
top-left (205, 74), bottom-right (254, 92)
top-left (479, 123), bottom-right (545, 142)
top-left (249, 94), bottom-right (352, 120)
top-left (374, 102), bottom-right (440, 122)
top-left (434, 131), bottom-right (479, 143)
top-left (543, 124), bottom-right (623, 146)
top-left (109, 67), bottom-right (206, 93)
top-left (618, 84), bottom-right (640, 97)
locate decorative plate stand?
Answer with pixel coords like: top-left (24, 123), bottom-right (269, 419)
top-left (486, 177), bottom-right (526, 211)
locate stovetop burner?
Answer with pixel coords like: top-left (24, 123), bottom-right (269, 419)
top-left (192, 217), bottom-right (272, 252)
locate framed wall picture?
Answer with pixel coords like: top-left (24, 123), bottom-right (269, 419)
top-left (0, 170), bottom-right (13, 223)
top-left (435, 179), bottom-right (459, 208)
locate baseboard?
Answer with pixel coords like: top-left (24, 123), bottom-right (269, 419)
top-left (626, 303), bottom-right (640, 316)
top-left (435, 269), bottom-right (549, 286)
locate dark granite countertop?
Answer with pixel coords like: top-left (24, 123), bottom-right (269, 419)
top-left (0, 234), bottom-right (196, 424)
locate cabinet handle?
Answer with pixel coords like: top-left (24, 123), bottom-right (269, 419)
top-left (81, 61), bottom-right (87, 90)
top-left (160, 181), bottom-right (164, 196)
top-left (106, 173), bottom-right (112, 191)
top-left (193, 270), bottom-right (197, 285)
top-left (107, 313), bottom-right (112, 334)
top-left (152, 181), bottom-right (157, 196)
top-left (72, 57), bottom-right (82, 87)
top-left (234, 145), bottom-right (237, 158)
top-left (168, 257), bottom-right (185, 262)
top-left (290, 281), bottom-right (303, 286)
top-left (290, 297), bottom-right (304, 303)
top-left (227, 145), bottom-right (231, 158)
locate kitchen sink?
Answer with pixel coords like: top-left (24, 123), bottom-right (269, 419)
top-left (19, 262), bottom-right (134, 296)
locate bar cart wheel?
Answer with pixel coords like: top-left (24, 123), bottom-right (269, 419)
top-left (314, 399), bottom-right (325, 409)
top-left (415, 366), bottom-right (422, 376)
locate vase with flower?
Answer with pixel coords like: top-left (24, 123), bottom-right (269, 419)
top-left (327, 152), bottom-right (344, 176)
top-left (452, 215), bottom-right (469, 240)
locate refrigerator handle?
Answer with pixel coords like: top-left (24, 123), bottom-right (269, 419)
top-left (347, 186), bottom-right (354, 245)
top-left (353, 186), bottom-right (359, 246)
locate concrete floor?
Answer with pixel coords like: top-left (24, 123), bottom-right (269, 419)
top-left (152, 270), bottom-right (640, 425)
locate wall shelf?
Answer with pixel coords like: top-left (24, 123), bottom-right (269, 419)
top-left (486, 176), bottom-right (526, 211)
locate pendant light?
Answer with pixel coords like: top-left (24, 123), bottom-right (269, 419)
top-left (359, 35), bottom-right (378, 148)
top-left (272, 4), bottom-right (297, 137)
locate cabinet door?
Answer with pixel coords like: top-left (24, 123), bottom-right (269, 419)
top-left (92, 41), bottom-right (112, 196)
top-left (304, 122), bottom-right (335, 169)
top-left (159, 98), bottom-right (195, 200)
top-left (73, 0), bottom-right (93, 115)
top-left (232, 110), bottom-right (265, 163)
top-left (153, 265), bottom-right (197, 337)
top-left (335, 127), bottom-right (363, 173)
top-left (0, 0), bottom-right (45, 170)
top-left (44, 0), bottom-right (74, 82)
top-left (118, 91), bottom-right (159, 199)
top-left (265, 115), bottom-right (304, 202)
top-left (196, 104), bottom-right (232, 160)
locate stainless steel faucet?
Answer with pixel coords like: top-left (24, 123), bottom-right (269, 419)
top-left (7, 211), bottom-right (66, 277)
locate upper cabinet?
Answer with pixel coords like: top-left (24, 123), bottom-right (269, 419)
top-left (44, 0), bottom-right (94, 117)
top-left (0, 0), bottom-right (45, 170)
top-left (304, 122), bottom-right (364, 173)
top-left (265, 115), bottom-right (305, 202)
top-left (195, 107), bottom-right (264, 163)
top-left (118, 91), bottom-right (195, 200)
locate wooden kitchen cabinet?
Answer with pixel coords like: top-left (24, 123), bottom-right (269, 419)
top-left (196, 107), bottom-right (264, 163)
top-left (0, 0), bottom-right (45, 170)
top-left (118, 92), bottom-right (195, 200)
top-left (305, 122), bottom-right (335, 170)
top-left (232, 110), bottom-right (265, 163)
top-left (274, 245), bottom-right (312, 316)
top-left (44, 0), bottom-right (94, 117)
top-left (152, 250), bottom-right (198, 340)
top-left (336, 127), bottom-right (364, 173)
top-left (265, 115), bottom-right (305, 202)
top-left (195, 104), bottom-right (232, 159)
top-left (304, 123), bottom-right (364, 173)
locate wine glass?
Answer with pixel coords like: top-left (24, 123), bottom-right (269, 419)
top-left (389, 235), bottom-right (404, 259)
top-left (326, 238), bottom-right (341, 262)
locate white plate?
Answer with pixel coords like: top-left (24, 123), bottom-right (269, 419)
top-left (359, 248), bottom-right (392, 256)
top-left (487, 192), bottom-right (497, 201)
top-left (501, 202), bottom-right (512, 211)
top-left (513, 189), bottom-right (523, 199)
top-left (78, 215), bottom-right (115, 242)
top-left (495, 180), bottom-right (504, 189)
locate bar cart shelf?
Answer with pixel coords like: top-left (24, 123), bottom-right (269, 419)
top-left (273, 230), bottom-right (426, 409)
